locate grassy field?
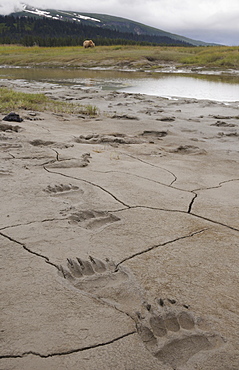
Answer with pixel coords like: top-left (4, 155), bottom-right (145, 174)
top-left (0, 45), bottom-right (238, 69)
top-left (0, 87), bottom-right (98, 115)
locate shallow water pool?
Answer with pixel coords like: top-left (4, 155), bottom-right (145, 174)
top-left (1, 66), bottom-right (239, 102)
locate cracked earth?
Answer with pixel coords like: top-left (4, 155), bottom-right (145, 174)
top-left (0, 80), bottom-right (239, 369)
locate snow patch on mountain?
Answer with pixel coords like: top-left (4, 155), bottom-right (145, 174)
top-left (21, 3), bottom-right (101, 23)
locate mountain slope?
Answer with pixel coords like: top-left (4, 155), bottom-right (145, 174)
top-left (9, 3), bottom-right (213, 46)
top-left (76, 13), bottom-right (211, 46)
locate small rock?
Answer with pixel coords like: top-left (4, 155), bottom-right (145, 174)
top-left (168, 298), bottom-right (176, 304)
top-left (3, 112), bottom-right (23, 123)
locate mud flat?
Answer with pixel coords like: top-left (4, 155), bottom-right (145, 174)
top-left (0, 78), bottom-right (239, 370)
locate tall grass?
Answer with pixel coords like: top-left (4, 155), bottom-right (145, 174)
top-left (0, 45), bottom-right (238, 69)
top-left (0, 44), bottom-right (238, 69)
top-left (0, 87), bottom-right (98, 115)
top-left (180, 46), bottom-right (239, 68)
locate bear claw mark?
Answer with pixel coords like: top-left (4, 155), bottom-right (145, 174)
top-left (44, 183), bottom-right (80, 194)
top-left (89, 256), bottom-right (107, 273)
top-left (59, 257), bottom-right (113, 281)
top-left (58, 256), bottom-right (125, 293)
top-left (136, 305), bottom-right (224, 369)
top-left (68, 210), bottom-right (120, 229)
top-left (58, 257), bottom-right (224, 368)
top-left (58, 256), bottom-right (145, 314)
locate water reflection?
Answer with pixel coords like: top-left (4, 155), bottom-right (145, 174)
top-left (120, 75), bottom-right (239, 101)
top-left (1, 66), bottom-right (239, 102)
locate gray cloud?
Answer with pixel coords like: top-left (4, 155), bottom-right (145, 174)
top-left (0, 1), bottom-right (22, 14)
top-left (0, 0), bottom-right (238, 45)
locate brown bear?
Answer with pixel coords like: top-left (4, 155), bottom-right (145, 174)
top-left (83, 40), bottom-right (95, 48)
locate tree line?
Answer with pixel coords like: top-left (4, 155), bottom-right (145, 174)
top-left (0, 15), bottom-right (192, 47)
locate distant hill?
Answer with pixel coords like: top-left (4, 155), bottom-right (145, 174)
top-left (0, 3), bottom-right (215, 47)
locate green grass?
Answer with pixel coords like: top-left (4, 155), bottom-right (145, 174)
top-left (0, 44), bottom-right (238, 69)
top-left (0, 87), bottom-right (98, 115)
top-left (180, 46), bottom-right (239, 68)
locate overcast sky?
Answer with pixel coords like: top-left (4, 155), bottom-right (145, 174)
top-left (0, 0), bottom-right (238, 45)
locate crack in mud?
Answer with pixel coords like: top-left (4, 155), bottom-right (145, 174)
top-left (1, 169), bottom-right (237, 363)
top-left (43, 166), bottom-right (130, 208)
top-left (89, 168), bottom-right (192, 195)
top-left (190, 213), bottom-right (239, 232)
top-left (187, 193), bottom-right (198, 213)
top-left (43, 154), bottom-right (239, 228)
top-left (116, 228), bottom-right (207, 268)
top-left (0, 217), bottom-right (67, 231)
top-left (43, 166), bottom-right (239, 232)
top-left (44, 164), bottom-right (196, 214)
top-left (119, 152), bottom-right (177, 185)
top-left (125, 205), bottom-right (239, 232)
top-left (192, 178), bottom-right (239, 193)
top-left (0, 331), bottom-right (136, 359)
top-left (51, 148), bottom-right (60, 161)
top-left (219, 178), bottom-right (239, 185)
top-left (8, 153), bottom-right (16, 159)
top-left (0, 227), bottom-right (136, 321)
top-left (0, 231), bottom-right (58, 269)
top-left (113, 152), bottom-right (239, 218)
top-left (88, 168), bottom-right (198, 215)
top-left (187, 178), bottom-right (239, 214)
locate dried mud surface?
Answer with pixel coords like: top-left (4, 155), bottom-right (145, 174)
top-left (0, 79), bottom-right (239, 370)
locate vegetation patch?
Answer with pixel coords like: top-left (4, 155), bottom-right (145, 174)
top-left (0, 87), bottom-right (98, 116)
top-left (0, 45), bottom-right (238, 70)
top-left (180, 46), bottom-right (239, 68)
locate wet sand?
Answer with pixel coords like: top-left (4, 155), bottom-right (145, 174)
top-left (0, 78), bottom-right (239, 369)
